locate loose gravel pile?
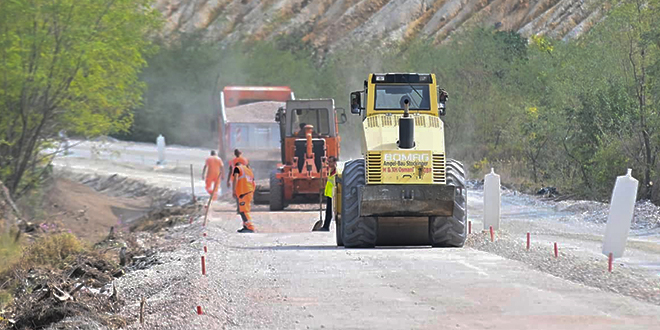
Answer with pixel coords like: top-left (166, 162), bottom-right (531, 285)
top-left (555, 199), bottom-right (660, 230)
top-left (466, 231), bottom-right (660, 305)
top-left (224, 101), bottom-right (285, 123)
top-left (471, 179), bottom-right (660, 230)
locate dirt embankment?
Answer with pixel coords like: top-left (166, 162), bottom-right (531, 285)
top-left (16, 171), bottom-right (193, 243)
top-left (156, 0), bottom-right (603, 51)
top-left (33, 178), bottom-right (153, 242)
top-left (1, 172), bottom-right (202, 329)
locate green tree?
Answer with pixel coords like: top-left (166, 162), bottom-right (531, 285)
top-left (0, 0), bottom-right (161, 196)
top-left (601, 0), bottom-right (660, 198)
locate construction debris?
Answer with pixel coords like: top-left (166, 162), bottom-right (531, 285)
top-left (3, 253), bottom-right (125, 329)
top-left (1, 199), bottom-right (204, 329)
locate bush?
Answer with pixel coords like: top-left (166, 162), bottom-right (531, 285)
top-left (1, 233), bottom-right (85, 310)
top-left (23, 233), bottom-right (85, 269)
top-left (0, 231), bottom-right (21, 273)
top-left (0, 231), bottom-right (21, 310)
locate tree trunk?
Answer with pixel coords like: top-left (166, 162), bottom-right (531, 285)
top-left (0, 180), bottom-right (21, 232)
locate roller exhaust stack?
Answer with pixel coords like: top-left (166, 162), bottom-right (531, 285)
top-left (399, 99), bottom-right (414, 149)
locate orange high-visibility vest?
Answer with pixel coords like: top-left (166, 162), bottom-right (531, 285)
top-left (229, 156), bottom-right (249, 169)
top-left (235, 165), bottom-right (255, 196)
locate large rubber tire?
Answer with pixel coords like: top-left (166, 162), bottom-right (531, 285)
top-left (269, 170), bottom-right (284, 211)
top-left (335, 214), bottom-right (344, 246)
top-left (335, 176), bottom-right (344, 246)
top-left (429, 159), bottom-right (467, 247)
top-left (341, 159), bottom-right (377, 248)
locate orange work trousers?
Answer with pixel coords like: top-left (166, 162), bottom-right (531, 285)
top-left (238, 192), bottom-right (255, 230)
top-left (205, 178), bottom-right (220, 199)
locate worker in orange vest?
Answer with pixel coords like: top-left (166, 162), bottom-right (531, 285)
top-left (227, 149), bottom-right (249, 213)
top-left (202, 150), bottom-right (224, 199)
top-left (233, 163), bottom-right (256, 233)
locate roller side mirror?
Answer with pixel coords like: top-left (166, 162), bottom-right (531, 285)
top-left (350, 91), bottom-right (363, 114)
top-left (437, 87), bottom-right (448, 116)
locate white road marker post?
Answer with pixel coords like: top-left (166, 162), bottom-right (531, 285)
top-left (602, 168), bottom-right (638, 270)
top-left (156, 134), bottom-right (166, 165)
top-left (484, 168), bottom-right (501, 231)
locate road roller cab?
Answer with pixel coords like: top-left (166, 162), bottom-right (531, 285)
top-left (335, 73), bottom-right (467, 248)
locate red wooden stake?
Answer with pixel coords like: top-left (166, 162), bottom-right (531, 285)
top-left (554, 242), bottom-right (558, 258)
top-left (189, 216), bottom-right (193, 224)
top-left (608, 252), bottom-right (613, 272)
top-left (489, 226), bottom-right (494, 242)
top-left (201, 256), bottom-right (206, 275)
top-left (468, 221), bottom-right (472, 234)
top-left (526, 233), bottom-right (530, 250)
top-left (197, 306), bottom-right (203, 315)
top-left (204, 245), bottom-right (208, 253)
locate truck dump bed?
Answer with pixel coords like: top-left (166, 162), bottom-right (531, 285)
top-left (223, 101), bottom-right (283, 162)
top-left (224, 101), bottom-right (285, 123)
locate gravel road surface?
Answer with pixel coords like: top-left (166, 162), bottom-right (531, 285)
top-left (53, 140), bottom-right (660, 329)
top-left (115, 200), bottom-right (660, 329)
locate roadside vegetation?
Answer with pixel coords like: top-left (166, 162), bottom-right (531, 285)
top-left (0, 232), bottom-right (128, 329)
top-left (128, 0), bottom-right (660, 203)
top-left (0, 200), bottom-right (200, 329)
top-left (0, 0), bottom-right (161, 199)
top-left (0, 1), bottom-right (164, 327)
top-left (3, 1), bottom-right (655, 205)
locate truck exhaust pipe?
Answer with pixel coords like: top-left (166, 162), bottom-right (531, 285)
top-left (399, 99), bottom-right (414, 149)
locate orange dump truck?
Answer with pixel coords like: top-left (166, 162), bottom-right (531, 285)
top-left (216, 86), bottom-right (295, 180)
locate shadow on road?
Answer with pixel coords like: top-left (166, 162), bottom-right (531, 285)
top-left (233, 245), bottom-right (433, 251)
top-left (233, 245), bottom-right (340, 251)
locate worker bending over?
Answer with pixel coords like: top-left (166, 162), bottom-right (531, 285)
top-left (233, 163), bottom-right (257, 233)
top-left (202, 150), bottom-right (224, 199)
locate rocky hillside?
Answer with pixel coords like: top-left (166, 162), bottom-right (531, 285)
top-left (155, 0), bottom-right (605, 53)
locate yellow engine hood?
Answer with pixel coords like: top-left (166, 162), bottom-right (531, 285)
top-left (360, 114), bottom-right (447, 185)
top-left (362, 114), bottom-right (445, 153)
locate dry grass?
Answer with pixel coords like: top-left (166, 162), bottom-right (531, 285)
top-left (0, 231), bottom-right (21, 309)
top-left (471, 158), bottom-right (537, 193)
top-left (0, 231), bottom-right (21, 273)
top-left (22, 233), bottom-right (85, 268)
top-left (130, 203), bottom-right (199, 233)
top-left (1, 233), bottom-right (85, 311)
top-left (0, 233), bottom-right (127, 328)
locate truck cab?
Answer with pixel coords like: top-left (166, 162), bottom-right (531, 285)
top-left (268, 99), bottom-right (343, 210)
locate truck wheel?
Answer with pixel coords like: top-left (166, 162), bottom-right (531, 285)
top-left (335, 214), bottom-right (344, 246)
top-left (341, 159), bottom-right (377, 248)
top-left (269, 170), bottom-right (284, 211)
top-left (429, 159), bottom-right (467, 247)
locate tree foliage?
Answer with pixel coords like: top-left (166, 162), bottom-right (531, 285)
top-left (132, 0), bottom-right (660, 202)
top-left (0, 0), bottom-right (161, 196)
